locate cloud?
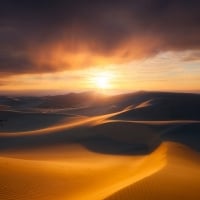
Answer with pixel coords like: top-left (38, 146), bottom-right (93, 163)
top-left (0, 0), bottom-right (200, 74)
top-left (181, 51), bottom-right (200, 61)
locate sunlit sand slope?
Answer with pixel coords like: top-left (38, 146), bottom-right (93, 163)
top-left (105, 142), bottom-right (200, 200)
top-left (0, 143), bottom-right (166, 200)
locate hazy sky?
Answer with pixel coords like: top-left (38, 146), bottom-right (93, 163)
top-left (0, 0), bottom-right (200, 95)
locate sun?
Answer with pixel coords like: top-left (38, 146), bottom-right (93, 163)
top-left (96, 76), bottom-right (109, 89)
top-left (91, 71), bottom-right (113, 90)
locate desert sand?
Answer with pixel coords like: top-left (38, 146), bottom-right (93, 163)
top-left (0, 91), bottom-right (200, 200)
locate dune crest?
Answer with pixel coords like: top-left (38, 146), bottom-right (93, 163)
top-left (105, 142), bottom-right (200, 200)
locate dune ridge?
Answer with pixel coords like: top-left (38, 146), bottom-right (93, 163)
top-left (105, 142), bottom-right (200, 200)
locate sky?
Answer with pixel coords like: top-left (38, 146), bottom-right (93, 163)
top-left (0, 0), bottom-right (200, 95)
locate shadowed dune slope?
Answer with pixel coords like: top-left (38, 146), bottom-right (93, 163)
top-left (112, 92), bottom-right (200, 120)
top-left (0, 115), bottom-right (199, 154)
top-left (0, 110), bottom-right (80, 132)
top-left (0, 105), bottom-right (200, 156)
top-left (0, 109), bottom-right (161, 154)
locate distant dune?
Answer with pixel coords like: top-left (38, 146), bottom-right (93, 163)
top-left (0, 91), bottom-right (200, 199)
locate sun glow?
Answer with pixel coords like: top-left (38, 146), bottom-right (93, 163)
top-left (96, 76), bottom-right (110, 89)
top-left (91, 71), bottom-right (114, 90)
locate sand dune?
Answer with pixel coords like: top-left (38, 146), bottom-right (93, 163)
top-left (0, 142), bottom-right (166, 200)
top-left (108, 92), bottom-right (200, 120)
top-left (0, 110), bottom-right (80, 132)
top-left (105, 142), bottom-right (200, 200)
top-left (0, 91), bottom-right (200, 199)
top-left (0, 141), bottom-right (199, 200)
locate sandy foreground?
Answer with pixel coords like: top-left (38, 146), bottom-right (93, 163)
top-left (0, 141), bottom-right (199, 200)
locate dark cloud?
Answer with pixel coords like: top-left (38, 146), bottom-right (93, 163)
top-left (0, 0), bottom-right (200, 74)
